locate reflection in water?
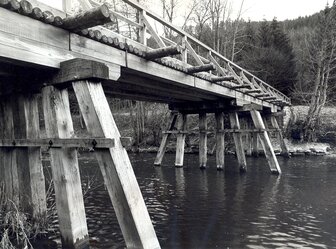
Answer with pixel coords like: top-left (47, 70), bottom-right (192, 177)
top-left (41, 153), bottom-right (336, 248)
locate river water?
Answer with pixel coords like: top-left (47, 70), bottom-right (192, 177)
top-left (42, 153), bottom-right (336, 249)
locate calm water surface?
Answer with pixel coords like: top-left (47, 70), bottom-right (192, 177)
top-left (47, 153), bottom-right (336, 248)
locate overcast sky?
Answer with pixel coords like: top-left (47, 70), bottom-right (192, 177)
top-left (41, 0), bottom-right (328, 21)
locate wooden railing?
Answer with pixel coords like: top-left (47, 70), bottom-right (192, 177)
top-left (54, 0), bottom-right (292, 105)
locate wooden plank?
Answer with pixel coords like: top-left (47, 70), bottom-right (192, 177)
top-left (270, 115), bottom-right (290, 158)
top-left (175, 113), bottom-right (187, 167)
top-left (12, 94), bottom-right (47, 218)
top-left (0, 97), bottom-right (19, 206)
top-left (215, 112), bottom-right (224, 170)
top-left (154, 112), bottom-right (178, 166)
top-left (229, 112), bottom-right (247, 172)
top-left (250, 110), bottom-right (281, 174)
top-left (199, 112), bottom-right (207, 169)
top-left (72, 80), bottom-right (160, 248)
top-left (42, 86), bottom-right (89, 248)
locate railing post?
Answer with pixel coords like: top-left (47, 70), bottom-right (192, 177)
top-left (139, 10), bottom-right (147, 46)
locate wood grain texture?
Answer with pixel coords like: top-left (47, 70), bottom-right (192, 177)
top-left (154, 112), bottom-right (178, 166)
top-left (229, 112), bottom-right (247, 172)
top-left (0, 97), bottom-right (19, 205)
top-left (175, 113), bottom-right (187, 167)
top-left (215, 112), bottom-right (225, 170)
top-left (72, 80), bottom-right (160, 249)
top-left (199, 112), bottom-right (207, 169)
top-left (12, 94), bottom-right (47, 217)
top-left (250, 110), bottom-right (281, 174)
top-left (42, 86), bottom-right (89, 248)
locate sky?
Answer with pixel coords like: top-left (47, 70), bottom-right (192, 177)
top-left (40, 0), bottom-right (328, 22)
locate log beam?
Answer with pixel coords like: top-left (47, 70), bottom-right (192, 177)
top-left (145, 45), bottom-right (182, 60)
top-left (186, 64), bottom-right (215, 74)
top-left (250, 110), bottom-right (281, 174)
top-left (62, 4), bottom-right (116, 31)
top-left (211, 76), bottom-right (235, 82)
top-left (42, 86), bottom-right (89, 248)
top-left (199, 112), bottom-right (207, 169)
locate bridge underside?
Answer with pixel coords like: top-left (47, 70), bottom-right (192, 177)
top-left (0, 2), bottom-right (290, 249)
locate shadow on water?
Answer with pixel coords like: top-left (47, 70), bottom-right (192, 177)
top-left (39, 153), bottom-right (336, 248)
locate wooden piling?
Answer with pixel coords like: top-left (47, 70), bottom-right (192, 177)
top-left (175, 113), bottom-right (187, 167)
top-left (229, 112), bottom-right (247, 172)
top-left (12, 94), bottom-right (46, 217)
top-left (215, 112), bottom-right (225, 171)
top-left (154, 112), bottom-right (178, 166)
top-left (199, 112), bottom-right (207, 169)
top-left (270, 115), bottom-right (290, 158)
top-left (250, 110), bottom-right (281, 174)
top-left (42, 86), bottom-right (89, 248)
top-left (72, 80), bottom-right (160, 249)
top-left (0, 97), bottom-right (19, 206)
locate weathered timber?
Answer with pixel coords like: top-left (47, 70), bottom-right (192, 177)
top-left (154, 112), bottom-right (178, 166)
top-left (145, 45), bottom-right (182, 60)
top-left (0, 138), bottom-right (116, 149)
top-left (30, 7), bottom-right (43, 19)
top-left (42, 10), bottom-right (54, 24)
top-left (251, 131), bottom-right (259, 157)
top-left (270, 115), bottom-right (290, 158)
top-left (211, 76), bottom-right (235, 82)
top-left (73, 80), bottom-right (160, 248)
top-left (230, 84), bottom-right (251, 90)
top-left (12, 94), bottom-right (47, 218)
top-left (175, 113), bottom-right (187, 167)
top-left (241, 103), bottom-right (263, 112)
top-left (199, 112), bottom-right (207, 169)
top-left (262, 96), bottom-right (277, 101)
top-left (246, 89), bottom-right (262, 94)
top-left (250, 110), bottom-right (281, 174)
top-left (229, 112), bottom-right (247, 172)
top-left (62, 4), bottom-right (116, 31)
top-left (215, 112), bottom-right (225, 170)
top-left (0, 0), bottom-right (19, 11)
top-left (54, 16), bottom-right (63, 26)
top-left (186, 64), bottom-right (215, 74)
top-left (19, 0), bottom-right (32, 15)
top-left (0, 97), bottom-right (19, 206)
top-left (255, 93), bottom-right (270, 98)
top-left (50, 58), bottom-right (109, 85)
top-left (42, 86), bottom-right (89, 248)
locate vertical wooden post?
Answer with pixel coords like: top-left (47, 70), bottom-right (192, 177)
top-left (250, 110), bottom-right (281, 174)
top-left (72, 81), bottom-right (160, 249)
top-left (251, 132), bottom-right (259, 157)
top-left (199, 112), bottom-right (207, 169)
top-left (215, 112), bottom-right (225, 171)
top-left (139, 10), bottom-right (147, 46)
top-left (245, 119), bottom-right (253, 156)
top-left (42, 86), bottom-right (89, 248)
top-left (229, 112), bottom-right (247, 172)
top-left (270, 115), bottom-right (290, 158)
top-left (0, 97), bottom-right (19, 206)
top-left (12, 94), bottom-right (47, 217)
top-left (175, 113), bottom-right (187, 168)
top-left (154, 112), bottom-right (178, 166)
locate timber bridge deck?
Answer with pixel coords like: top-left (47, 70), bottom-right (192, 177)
top-left (0, 0), bottom-right (291, 248)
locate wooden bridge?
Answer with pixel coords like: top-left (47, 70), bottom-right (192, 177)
top-left (0, 0), bottom-right (290, 248)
